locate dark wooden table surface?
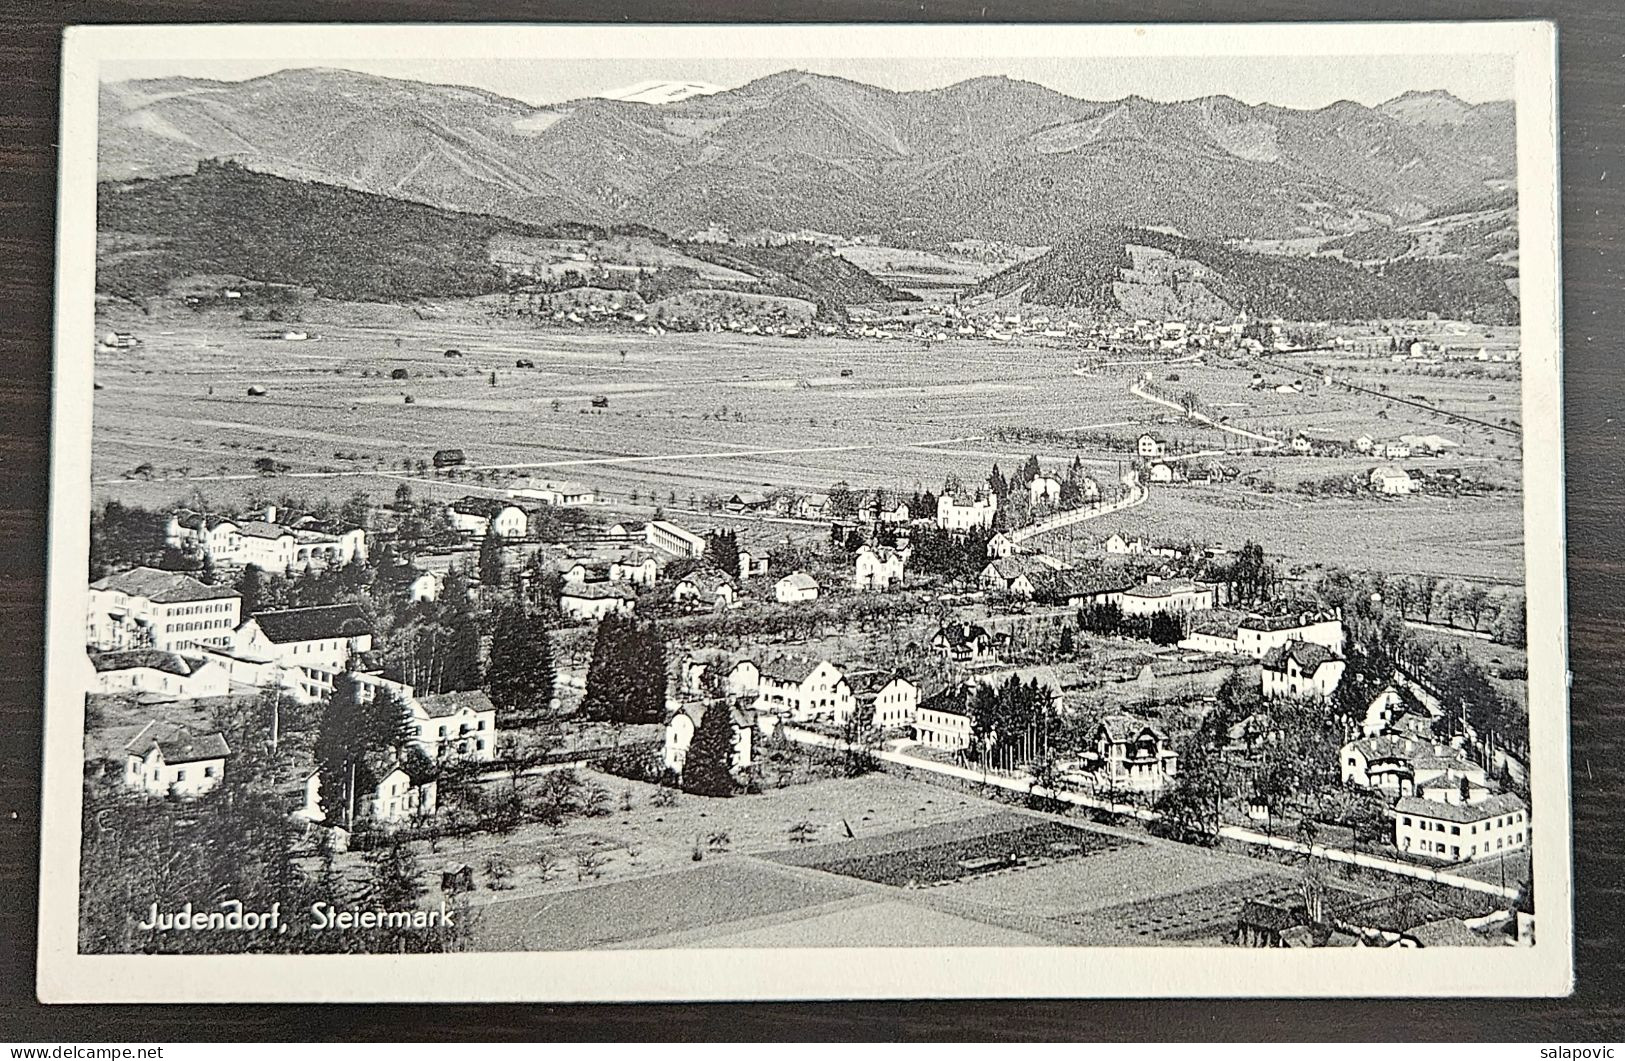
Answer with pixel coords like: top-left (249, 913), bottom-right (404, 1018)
top-left (2, 0), bottom-right (1621, 1041)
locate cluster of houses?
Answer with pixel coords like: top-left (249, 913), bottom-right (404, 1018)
top-left (166, 506), bottom-right (367, 573)
top-left (84, 564), bottom-right (497, 823)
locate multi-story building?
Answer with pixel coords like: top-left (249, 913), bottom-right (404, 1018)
top-left (726, 656), bottom-right (852, 724)
top-left (87, 568), bottom-right (242, 652)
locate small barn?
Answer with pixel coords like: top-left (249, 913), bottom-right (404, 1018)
top-left (433, 449), bottom-right (467, 468)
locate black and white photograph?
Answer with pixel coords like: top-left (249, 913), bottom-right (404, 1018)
top-left (35, 21), bottom-right (1568, 1002)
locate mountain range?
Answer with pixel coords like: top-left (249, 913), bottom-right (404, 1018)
top-left (98, 68), bottom-right (1515, 247)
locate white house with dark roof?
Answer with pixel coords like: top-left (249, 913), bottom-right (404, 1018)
top-left (507, 478), bottom-right (597, 506)
top-left (121, 722), bottom-right (231, 798)
top-left (913, 692), bottom-right (973, 750)
top-left (664, 700), bottom-right (755, 775)
top-left (447, 496), bottom-right (528, 539)
top-left (1235, 607), bottom-right (1344, 659)
top-left (411, 689), bottom-right (498, 762)
top-left (774, 571), bottom-right (820, 603)
top-left (1118, 578), bottom-right (1216, 617)
top-left (91, 649), bottom-right (229, 701)
top-left (1340, 734), bottom-right (1486, 797)
top-left (849, 672), bottom-right (919, 729)
top-left (1260, 641), bottom-right (1345, 699)
top-left (726, 656), bottom-right (851, 724)
top-left (559, 581), bottom-right (636, 621)
top-left (1137, 433), bottom-right (1167, 460)
top-left (793, 493), bottom-right (831, 521)
top-left (1392, 790), bottom-right (1528, 863)
top-left (232, 604), bottom-right (374, 678)
top-left (87, 567), bottom-right (242, 652)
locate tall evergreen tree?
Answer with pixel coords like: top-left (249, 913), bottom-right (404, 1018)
top-left (311, 673), bottom-right (413, 827)
top-left (235, 564), bottom-right (265, 615)
top-left (581, 613), bottom-right (633, 721)
top-left (484, 598), bottom-right (555, 721)
top-left (703, 530), bottom-right (740, 577)
top-left (987, 463), bottom-right (1008, 500)
top-left (633, 621), bottom-right (668, 724)
top-left (478, 532), bottom-right (504, 589)
top-left (681, 700), bottom-right (738, 796)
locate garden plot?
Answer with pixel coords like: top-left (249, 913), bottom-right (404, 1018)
top-left (1061, 872), bottom-right (1371, 944)
top-left (767, 810), bottom-right (1137, 887)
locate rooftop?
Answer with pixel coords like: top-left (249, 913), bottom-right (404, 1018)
top-left (1124, 578), bottom-right (1207, 599)
top-left (416, 689), bottom-right (497, 719)
top-left (249, 603), bottom-right (372, 644)
top-left (1393, 792), bottom-right (1526, 824)
top-left (124, 721), bottom-right (231, 765)
top-left (1260, 641), bottom-right (1343, 673)
top-left (91, 567), bottom-right (240, 605)
top-left (91, 649), bottom-right (208, 677)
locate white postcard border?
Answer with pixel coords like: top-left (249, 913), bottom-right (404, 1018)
top-left (38, 19), bottom-right (1570, 1002)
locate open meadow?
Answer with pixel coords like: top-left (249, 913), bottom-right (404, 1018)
top-left (91, 303), bottom-right (1523, 581)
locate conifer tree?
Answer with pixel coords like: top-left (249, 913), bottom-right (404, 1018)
top-left (581, 613), bottom-right (632, 721)
top-left (484, 598), bottom-right (556, 722)
top-left (682, 700), bottom-right (738, 796)
top-left (478, 531), bottom-right (504, 589)
top-left (988, 463), bottom-right (1008, 500)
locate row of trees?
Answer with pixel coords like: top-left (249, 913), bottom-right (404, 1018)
top-left (1076, 602), bottom-right (1185, 646)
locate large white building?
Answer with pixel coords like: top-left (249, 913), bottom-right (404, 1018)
top-left (1117, 578), bottom-right (1216, 617)
top-left (411, 689), bottom-right (499, 762)
top-left (1340, 734), bottom-right (1486, 797)
top-left (167, 511), bottom-right (367, 573)
top-left (87, 568), bottom-right (242, 652)
top-left (727, 656), bottom-right (852, 724)
top-left (936, 494), bottom-right (998, 532)
top-left (848, 672), bottom-right (919, 729)
top-left (1392, 790), bottom-right (1528, 863)
top-left (913, 697), bottom-right (973, 750)
top-left (1235, 608), bottom-right (1344, 658)
top-left (853, 545), bottom-right (906, 591)
top-left (645, 519), bottom-right (707, 559)
top-left (230, 604), bottom-right (375, 700)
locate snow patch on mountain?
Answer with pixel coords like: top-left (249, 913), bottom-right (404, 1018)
top-left (597, 81), bottom-right (727, 105)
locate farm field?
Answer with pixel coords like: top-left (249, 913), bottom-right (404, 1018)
top-left (90, 303), bottom-right (1524, 581)
top-left (1072, 487), bottom-right (1525, 583)
top-left (447, 770), bottom-right (1399, 949)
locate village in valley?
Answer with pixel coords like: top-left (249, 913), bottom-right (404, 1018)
top-left (80, 64), bottom-right (1534, 954)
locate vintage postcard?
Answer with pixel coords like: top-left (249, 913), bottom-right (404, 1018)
top-left (39, 21), bottom-right (1569, 1001)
